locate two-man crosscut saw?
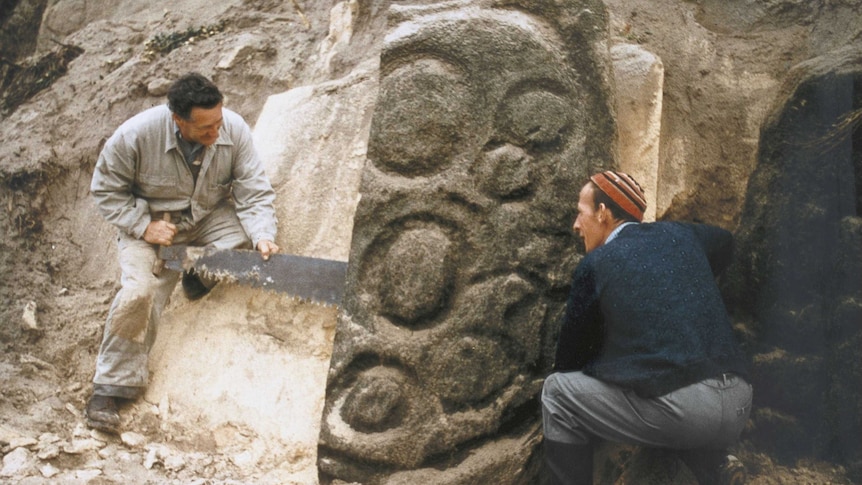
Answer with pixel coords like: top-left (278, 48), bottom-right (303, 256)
top-left (158, 245), bottom-right (347, 306)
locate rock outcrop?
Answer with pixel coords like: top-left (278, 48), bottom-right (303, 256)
top-left (317, 1), bottom-right (615, 483)
top-left (725, 45), bottom-right (862, 475)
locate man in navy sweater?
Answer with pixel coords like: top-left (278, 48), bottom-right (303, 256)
top-left (542, 171), bottom-right (752, 485)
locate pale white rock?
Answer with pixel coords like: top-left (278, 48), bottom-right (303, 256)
top-left (318, 0), bottom-right (359, 74)
top-left (72, 423), bottom-right (89, 438)
top-left (8, 436), bottom-right (37, 449)
top-left (65, 402), bottom-right (81, 417)
top-left (21, 300), bottom-right (38, 330)
top-left (74, 469), bottom-right (102, 480)
top-left (163, 453), bottom-right (186, 471)
top-left (217, 33), bottom-right (269, 70)
top-left (121, 431), bottom-right (147, 448)
top-left (118, 450), bottom-right (137, 462)
top-left (63, 438), bottom-right (104, 454)
top-left (37, 432), bottom-right (62, 445)
top-left (611, 43), bottom-right (664, 222)
top-left (143, 443), bottom-right (178, 470)
top-left (252, 63), bottom-right (376, 261)
top-left (217, 44), bottom-right (256, 70)
top-left (90, 428), bottom-right (113, 442)
top-left (1, 447), bottom-right (33, 478)
top-left (147, 77), bottom-right (172, 96)
top-left (98, 443), bottom-right (119, 459)
top-left (36, 443), bottom-right (60, 460)
top-left (230, 449), bottom-right (257, 468)
top-left (39, 462), bottom-right (61, 478)
top-left (158, 395), bottom-right (170, 417)
top-left (143, 447), bottom-right (159, 469)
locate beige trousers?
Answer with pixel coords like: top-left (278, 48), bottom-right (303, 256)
top-left (92, 204), bottom-right (251, 398)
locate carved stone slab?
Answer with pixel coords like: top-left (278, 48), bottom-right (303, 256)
top-left (319, 1), bottom-right (616, 482)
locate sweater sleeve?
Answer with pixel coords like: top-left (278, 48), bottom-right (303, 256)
top-left (553, 259), bottom-right (604, 371)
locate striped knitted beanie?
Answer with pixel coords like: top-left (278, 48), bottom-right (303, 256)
top-left (590, 170), bottom-right (647, 222)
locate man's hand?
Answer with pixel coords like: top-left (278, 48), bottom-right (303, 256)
top-left (257, 240), bottom-right (279, 260)
top-left (143, 219), bottom-right (177, 246)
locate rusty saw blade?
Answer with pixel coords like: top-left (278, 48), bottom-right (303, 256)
top-left (159, 245), bottom-right (347, 306)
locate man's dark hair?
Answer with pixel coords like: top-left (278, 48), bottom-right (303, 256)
top-left (167, 72), bottom-right (223, 120)
top-left (589, 181), bottom-right (640, 223)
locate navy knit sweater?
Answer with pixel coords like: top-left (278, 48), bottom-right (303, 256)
top-left (553, 221), bottom-right (748, 398)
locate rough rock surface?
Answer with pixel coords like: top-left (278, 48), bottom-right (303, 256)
top-left (725, 45), bottom-right (862, 474)
top-left (611, 43), bottom-right (663, 222)
top-left (318, 1), bottom-right (614, 483)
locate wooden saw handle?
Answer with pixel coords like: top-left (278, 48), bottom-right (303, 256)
top-left (151, 212), bottom-right (172, 276)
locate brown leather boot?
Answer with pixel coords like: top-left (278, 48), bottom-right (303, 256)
top-left (85, 394), bottom-right (120, 434)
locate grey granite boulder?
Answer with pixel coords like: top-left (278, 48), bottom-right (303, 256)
top-left (318, 1), bottom-right (616, 483)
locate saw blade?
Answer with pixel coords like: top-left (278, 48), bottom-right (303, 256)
top-left (159, 245), bottom-right (347, 306)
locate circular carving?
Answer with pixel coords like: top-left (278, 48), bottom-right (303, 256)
top-left (496, 90), bottom-right (572, 150)
top-left (370, 58), bottom-right (471, 177)
top-left (379, 226), bottom-right (454, 324)
top-left (422, 335), bottom-right (515, 404)
top-left (342, 366), bottom-right (407, 433)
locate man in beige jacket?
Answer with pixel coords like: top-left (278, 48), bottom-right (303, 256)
top-left (86, 72), bottom-right (279, 432)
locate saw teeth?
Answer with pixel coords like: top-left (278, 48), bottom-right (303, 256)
top-left (172, 244), bottom-right (345, 306)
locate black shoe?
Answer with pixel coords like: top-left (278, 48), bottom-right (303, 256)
top-left (182, 270), bottom-right (212, 300)
top-left (85, 394), bottom-right (120, 434)
top-left (544, 439), bottom-right (593, 485)
top-left (679, 449), bottom-right (747, 485)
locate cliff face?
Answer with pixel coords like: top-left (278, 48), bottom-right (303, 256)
top-left (725, 46), bottom-right (862, 472)
top-left (1, 0), bottom-right (860, 483)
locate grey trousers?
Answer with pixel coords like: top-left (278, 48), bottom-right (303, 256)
top-left (92, 204), bottom-right (251, 399)
top-left (542, 371), bottom-right (752, 449)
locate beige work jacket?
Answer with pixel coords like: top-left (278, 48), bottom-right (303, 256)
top-left (91, 105), bottom-right (277, 246)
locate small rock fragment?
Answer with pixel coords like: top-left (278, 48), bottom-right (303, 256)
top-left (90, 428), bottom-right (113, 442)
top-left (164, 453), bottom-right (186, 471)
top-left (147, 77), bottom-right (172, 96)
top-left (21, 300), bottom-right (38, 330)
top-left (72, 423), bottom-right (89, 438)
top-left (36, 443), bottom-right (60, 460)
top-left (1, 447), bottom-right (33, 478)
top-left (74, 469), bottom-right (102, 480)
top-left (8, 436), bottom-right (37, 449)
top-left (38, 433), bottom-right (62, 445)
top-left (121, 431), bottom-right (147, 448)
top-left (144, 447), bottom-right (158, 469)
top-left (39, 462), bottom-right (61, 478)
top-left (63, 438), bottom-right (103, 454)
top-left (158, 395), bottom-right (170, 417)
top-left (65, 403), bottom-right (81, 418)
top-left (98, 444), bottom-right (117, 459)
